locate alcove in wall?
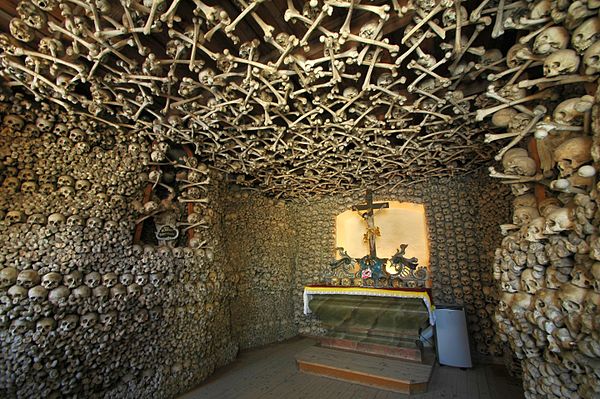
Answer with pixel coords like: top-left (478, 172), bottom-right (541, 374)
top-left (335, 201), bottom-right (430, 274)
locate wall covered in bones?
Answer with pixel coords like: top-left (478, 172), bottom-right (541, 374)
top-left (223, 189), bottom-right (297, 349)
top-left (0, 99), bottom-right (238, 398)
top-left (289, 174), bottom-right (511, 357)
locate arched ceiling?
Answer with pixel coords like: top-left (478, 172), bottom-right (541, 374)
top-left (0, 0), bottom-right (595, 198)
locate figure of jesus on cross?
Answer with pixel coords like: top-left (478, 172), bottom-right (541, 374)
top-left (352, 189), bottom-right (389, 259)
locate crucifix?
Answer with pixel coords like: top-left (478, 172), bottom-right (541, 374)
top-left (352, 190), bottom-right (389, 258)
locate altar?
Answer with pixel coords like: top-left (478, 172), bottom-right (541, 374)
top-left (303, 286), bottom-right (435, 325)
top-left (303, 285), bottom-right (434, 362)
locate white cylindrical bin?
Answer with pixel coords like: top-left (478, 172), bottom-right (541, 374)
top-left (434, 305), bottom-right (472, 368)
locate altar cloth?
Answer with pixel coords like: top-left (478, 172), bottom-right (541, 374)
top-left (303, 286), bottom-right (436, 325)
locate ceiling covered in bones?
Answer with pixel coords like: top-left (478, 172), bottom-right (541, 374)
top-left (0, 0), bottom-right (597, 197)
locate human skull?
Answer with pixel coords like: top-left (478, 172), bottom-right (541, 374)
top-left (48, 286), bottom-right (70, 306)
top-left (35, 116), bottom-right (54, 133)
top-left (71, 285), bottom-right (91, 302)
top-left (5, 211), bottom-right (25, 225)
top-left (583, 41), bottom-right (600, 75)
top-left (59, 314), bottom-right (78, 332)
top-left (570, 264), bottom-right (593, 288)
top-left (442, 5), bottom-right (467, 27)
top-left (57, 175), bottom-right (74, 188)
top-left (8, 285), bottom-right (28, 304)
top-left (17, 1), bottom-right (47, 29)
top-left (110, 284), bottom-right (127, 301)
top-left (491, 108), bottom-right (518, 128)
top-left (513, 206), bottom-right (540, 226)
top-left (36, 317), bottom-right (55, 335)
top-left (20, 181), bottom-right (37, 194)
top-left (66, 214), bottom-right (84, 229)
top-left (0, 267), bottom-right (18, 288)
top-left (135, 274), bottom-right (148, 286)
top-left (28, 285), bottom-right (48, 302)
top-left (75, 179), bottom-right (91, 192)
top-left (3, 114), bottom-right (25, 130)
top-left (39, 183), bottom-right (55, 196)
top-left (99, 310), bottom-right (118, 328)
top-left (525, 217), bottom-right (547, 242)
top-left (553, 136), bottom-right (593, 177)
top-left (47, 213), bottom-right (66, 229)
top-left (505, 156), bottom-right (537, 177)
top-left (80, 312), bottom-right (98, 329)
top-left (102, 272), bottom-right (118, 288)
top-left (592, 262), bottom-right (600, 292)
top-left (521, 268), bottom-right (545, 294)
top-left (546, 267), bottom-right (569, 289)
top-left (544, 207), bottom-right (574, 234)
top-left (559, 282), bottom-right (588, 314)
top-left (2, 177), bottom-right (20, 192)
top-left (17, 269), bottom-right (40, 288)
top-left (9, 319), bottom-right (31, 336)
top-left (84, 271), bottom-right (101, 288)
top-left (533, 26), bottom-right (569, 55)
top-left (64, 271), bottom-right (82, 289)
top-left (127, 283), bottom-right (141, 298)
top-left (543, 49), bottom-right (580, 77)
top-left (53, 122), bottom-right (68, 135)
top-left (93, 285), bottom-right (109, 301)
top-left (41, 272), bottom-right (62, 290)
top-left (572, 17), bottom-right (600, 53)
top-left (149, 272), bottom-right (163, 287)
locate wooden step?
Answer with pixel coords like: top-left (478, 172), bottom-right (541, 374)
top-left (317, 335), bottom-right (422, 362)
top-left (296, 346), bottom-right (433, 394)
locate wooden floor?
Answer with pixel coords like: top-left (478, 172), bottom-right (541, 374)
top-left (179, 337), bottom-right (525, 399)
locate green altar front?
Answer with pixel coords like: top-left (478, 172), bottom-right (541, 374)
top-left (307, 293), bottom-right (431, 361)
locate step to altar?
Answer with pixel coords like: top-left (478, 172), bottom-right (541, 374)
top-left (316, 335), bottom-right (422, 362)
top-left (296, 346), bottom-right (433, 394)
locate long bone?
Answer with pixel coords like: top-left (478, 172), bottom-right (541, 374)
top-left (326, 1), bottom-right (390, 20)
top-left (345, 33), bottom-right (399, 54)
top-left (484, 86), bottom-right (534, 116)
top-left (160, 0), bottom-right (184, 27)
top-left (395, 30), bottom-right (434, 66)
top-left (402, 0), bottom-right (453, 44)
top-left (488, 167), bottom-right (543, 182)
top-left (476, 89), bottom-right (556, 121)
top-left (225, 0), bottom-right (265, 36)
top-left (517, 75), bottom-right (597, 89)
top-left (469, 0), bottom-right (492, 23)
top-left (142, 0), bottom-right (164, 35)
top-left (494, 105), bottom-right (547, 160)
top-left (407, 58), bottom-right (452, 88)
top-left (407, 53), bottom-right (451, 92)
top-left (448, 22), bottom-right (486, 72)
top-left (415, 7), bottom-right (446, 39)
top-left (299, 4), bottom-right (333, 49)
top-left (491, 0), bottom-right (505, 38)
top-left (362, 47), bottom-right (382, 91)
top-left (487, 61), bottom-right (540, 81)
top-left (284, 0), bottom-right (336, 37)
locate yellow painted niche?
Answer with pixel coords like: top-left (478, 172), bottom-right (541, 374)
top-left (335, 202), bottom-right (430, 270)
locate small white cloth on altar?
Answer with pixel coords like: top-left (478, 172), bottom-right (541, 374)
top-left (303, 286), bottom-right (436, 325)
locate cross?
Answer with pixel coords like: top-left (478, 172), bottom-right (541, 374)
top-left (352, 190), bottom-right (389, 258)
